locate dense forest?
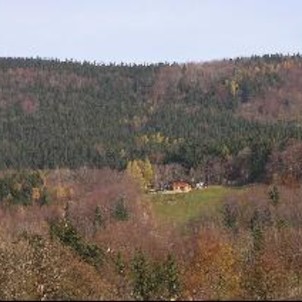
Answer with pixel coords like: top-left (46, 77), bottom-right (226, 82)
top-left (2, 54), bottom-right (302, 300)
top-left (1, 54), bottom-right (302, 185)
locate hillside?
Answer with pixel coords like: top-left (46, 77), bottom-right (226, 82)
top-left (1, 168), bottom-right (302, 300)
top-left (1, 54), bottom-right (302, 299)
top-left (1, 54), bottom-right (302, 184)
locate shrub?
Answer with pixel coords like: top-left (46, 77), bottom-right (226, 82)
top-left (0, 170), bottom-right (49, 206)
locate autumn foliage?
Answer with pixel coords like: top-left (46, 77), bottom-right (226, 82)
top-left (0, 168), bottom-right (302, 299)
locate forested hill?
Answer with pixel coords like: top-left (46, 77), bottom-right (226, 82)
top-left (1, 54), bottom-right (302, 184)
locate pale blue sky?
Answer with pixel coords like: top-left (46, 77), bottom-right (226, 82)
top-left (0, 0), bottom-right (301, 63)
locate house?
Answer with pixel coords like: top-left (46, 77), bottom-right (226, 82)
top-left (170, 181), bottom-right (192, 193)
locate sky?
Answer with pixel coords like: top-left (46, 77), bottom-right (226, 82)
top-left (0, 0), bottom-right (301, 64)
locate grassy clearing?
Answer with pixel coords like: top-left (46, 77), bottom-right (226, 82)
top-left (149, 185), bottom-right (243, 226)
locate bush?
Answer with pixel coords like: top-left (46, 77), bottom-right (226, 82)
top-left (0, 170), bottom-right (49, 206)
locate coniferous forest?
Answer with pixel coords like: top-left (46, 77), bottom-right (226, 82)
top-left (1, 54), bottom-right (302, 184)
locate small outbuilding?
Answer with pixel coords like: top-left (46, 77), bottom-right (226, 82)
top-left (196, 182), bottom-right (207, 189)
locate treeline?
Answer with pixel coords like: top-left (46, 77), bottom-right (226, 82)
top-left (1, 54), bottom-right (302, 184)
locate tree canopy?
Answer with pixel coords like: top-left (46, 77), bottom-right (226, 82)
top-left (0, 54), bottom-right (302, 183)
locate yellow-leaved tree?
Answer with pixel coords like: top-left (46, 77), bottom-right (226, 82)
top-left (126, 160), bottom-right (145, 189)
top-left (138, 158), bottom-right (154, 189)
top-left (230, 80), bottom-right (239, 97)
top-left (126, 158), bottom-right (154, 190)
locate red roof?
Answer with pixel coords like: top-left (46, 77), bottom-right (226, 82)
top-left (171, 181), bottom-right (191, 188)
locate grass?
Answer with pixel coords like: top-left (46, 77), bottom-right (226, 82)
top-left (149, 185), bottom-right (243, 226)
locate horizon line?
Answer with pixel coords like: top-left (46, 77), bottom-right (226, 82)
top-left (0, 52), bottom-right (301, 67)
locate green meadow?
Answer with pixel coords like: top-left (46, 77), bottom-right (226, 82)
top-left (149, 185), bottom-right (243, 226)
